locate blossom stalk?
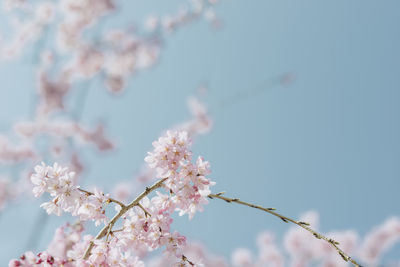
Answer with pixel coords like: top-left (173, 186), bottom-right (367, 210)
top-left (82, 177), bottom-right (168, 259)
top-left (208, 192), bottom-right (363, 267)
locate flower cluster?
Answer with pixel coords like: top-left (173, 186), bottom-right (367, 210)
top-left (111, 95), bottom-right (213, 203)
top-left (8, 130), bottom-right (399, 267)
top-left (145, 130), bottom-right (215, 219)
top-left (0, 177), bottom-right (16, 211)
top-left (2, 0), bottom-right (220, 105)
top-left (9, 251), bottom-right (67, 267)
top-left (145, 131), bottom-right (192, 178)
top-left (10, 211), bottom-right (400, 267)
top-left (110, 130), bottom-right (214, 262)
top-left (359, 217), bottom-right (400, 265)
top-left (0, 0), bottom-right (219, 215)
top-left (15, 119), bottom-right (114, 152)
top-left (174, 96), bottom-right (213, 137)
top-left (230, 212), bottom-right (400, 267)
top-left (13, 130), bottom-right (215, 266)
top-left (31, 162), bottom-right (109, 225)
top-left (117, 200), bottom-right (188, 258)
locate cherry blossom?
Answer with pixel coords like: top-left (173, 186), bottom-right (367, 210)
top-left (0, 177), bottom-right (16, 211)
top-left (1, 1), bottom-right (397, 267)
top-left (227, 212), bottom-right (400, 267)
top-left (31, 162), bottom-right (109, 225)
top-left (359, 217), bottom-right (400, 265)
top-left (14, 129), bottom-right (215, 266)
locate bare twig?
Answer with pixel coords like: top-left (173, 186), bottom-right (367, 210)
top-left (208, 192), bottom-right (363, 267)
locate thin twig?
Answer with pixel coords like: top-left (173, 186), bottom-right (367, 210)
top-left (182, 255), bottom-right (195, 266)
top-left (137, 203), bottom-right (152, 217)
top-left (77, 188), bottom-right (126, 208)
top-left (83, 177), bottom-right (168, 259)
top-left (208, 193), bottom-right (363, 267)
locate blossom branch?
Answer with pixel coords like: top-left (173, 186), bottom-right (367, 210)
top-left (83, 177), bottom-right (168, 259)
top-left (208, 192), bottom-right (363, 267)
top-left (137, 202), bottom-right (152, 217)
top-left (182, 255), bottom-right (195, 266)
top-left (77, 188), bottom-right (125, 208)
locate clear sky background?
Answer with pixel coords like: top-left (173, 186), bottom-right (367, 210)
top-left (0, 0), bottom-right (399, 264)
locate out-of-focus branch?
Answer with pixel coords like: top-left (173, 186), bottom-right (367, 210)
top-left (182, 255), bottom-right (195, 266)
top-left (208, 192), bottom-right (363, 267)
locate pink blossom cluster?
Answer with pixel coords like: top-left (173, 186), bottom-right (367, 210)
top-left (10, 130), bottom-right (215, 266)
top-left (0, 92), bottom-right (210, 216)
top-left (0, 2), bottom-right (221, 263)
top-left (112, 96), bottom-right (213, 203)
top-left (31, 162), bottom-right (108, 225)
top-left (9, 251), bottom-right (68, 267)
top-left (0, 135), bottom-right (36, 164)
top-left (145, 131), bottom-right (215, 219)
top-left (0, 0), bottom-right (220, 212)
top-left (35, 68), bottom-right (71, 114)
top-left (1, 1), bottom-right (55, 59)
top-left (34, 0), bottom-right (218, 112)
top-left (57, 0), bottom-right (115, 49)
top-left (358, 217), bottom-right (400, 265)
top-left (0, 107), bottom-right (114, 209)
top-left (105, 131), bottom-right (214, 263)
top-left (7, 130), bottom-right (400, 267)
top-left (153, 0), bottom-right (221, 33)
top-left (114, 200), bottom-right (187, 260)
top-left (9, 211), bottom-right (400, 266)
top-left (9, 222), bottom-right (144, 267)
top-left (0, 177), bottom-right (16, 211)
top-left (98, 29), bottom-right (161, 93)
top-left (145, 131), bottom-right (193, 178)
top-left (174, 96), bottom-right (213, 137)
top-left (0, 116), bottom-right (113, 168)
top-left (14, 118), bottom-right (114, 152)
top-left (1, 0), bottom-right (220, 109)
top-left (0, 116), bottom-right (114, 212)
top-left (230, 212), bottom-right (400, 267)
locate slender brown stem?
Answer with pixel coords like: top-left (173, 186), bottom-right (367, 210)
top-left (182, 255), bottom-right (195, 266)
top-left (83, 177), bottom-right (168, 259)
top-left (81, 180), bottom-right (362, 266)
top-left (77, 188), bottom-right (126, 208)
top-left (137, 203), bottom-right (152, 217)
top-left (208, 192), bottom-right (363, 267)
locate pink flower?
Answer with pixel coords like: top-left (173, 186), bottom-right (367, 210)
top-left (359, 217), bottom-right (400, 265)
top-left (145, 131), bottom-right (192, 178)
top-left (232, 248), bottom-right (254, 267)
